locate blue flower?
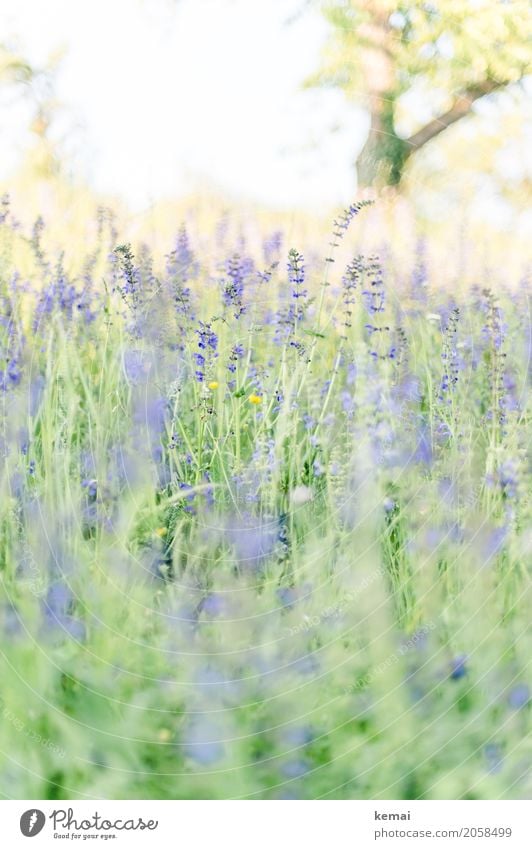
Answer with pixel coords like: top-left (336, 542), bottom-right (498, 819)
top-left (42, 582), bottom-right (85, 642)
top-left (484, 742), bottom-right (503, 774)
top-left (331, 200), bottom-right (373, 245)
top-left (183, 717), bottom-right (226, 766)
top-left (281, 759), bottom-right (310, 779)
top-left (222, 254), bottom-right (251, 318)
top-left (287, 249), bottom-right (307, 315)
top-left (263, 230), bottom-right (283, 265)
top-left (508, 684), bottom-right (529, 709)
top-left (497, 460), bottom-right (518, 499)
top-left (194, 322), bottom-right (218, 382)
top-left (228, 343), bottom-right (245, 374)
top-left (81, 479), bottom-right (98, 500)
top-left (201, 593), bottom-right (225, 617)
top-left (276, 586), bottom-right (298, 609)
top-left (449, 654), bottom-right (467, 680)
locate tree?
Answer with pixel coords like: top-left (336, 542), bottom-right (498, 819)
top-left (311, 0), bottom-right (532, 185)
top-left (1, 43), bottom-right (64, 179)
top-left (0, 44), bottom-right (34, 86)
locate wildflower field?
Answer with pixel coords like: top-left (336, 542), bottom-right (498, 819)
top-left (0, 196), bottom-right (530, 801)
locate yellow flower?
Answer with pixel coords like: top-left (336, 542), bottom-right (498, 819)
top-left (208, 381), bottom-right (219, 390)
top-left (154, 527), bottom-right (167, 537)
top-left (248, 394), bottom-right (262, 405)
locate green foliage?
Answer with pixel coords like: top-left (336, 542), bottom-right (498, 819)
top-left (313, 0), bottom-right (532, 184)
top-left (0, 200), bottom-right (531, 799)
top-left (0, 44), bottom-right (34, 85)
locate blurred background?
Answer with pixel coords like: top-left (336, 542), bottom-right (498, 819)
top-left (1, 0), bottom-right (531, 252)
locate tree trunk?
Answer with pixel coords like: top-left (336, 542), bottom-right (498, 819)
top-left (356, 96), bottom-right (409, 187)
top-left (356, 110), bottom-right (385, 187)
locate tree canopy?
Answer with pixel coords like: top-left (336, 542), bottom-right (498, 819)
top-left (312, 0), bottom-right (532, 185)
top-left (0, 43), bottom-right (64, 179)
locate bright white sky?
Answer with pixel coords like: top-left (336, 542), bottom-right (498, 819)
top-left (1, 0), bottom-right (367, 210)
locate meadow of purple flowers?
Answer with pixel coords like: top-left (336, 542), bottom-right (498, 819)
top-left (0, 195), bottom-right (530, 799)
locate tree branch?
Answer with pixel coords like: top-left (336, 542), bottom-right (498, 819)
top-left (405, 79), bottom-right (505, 152)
